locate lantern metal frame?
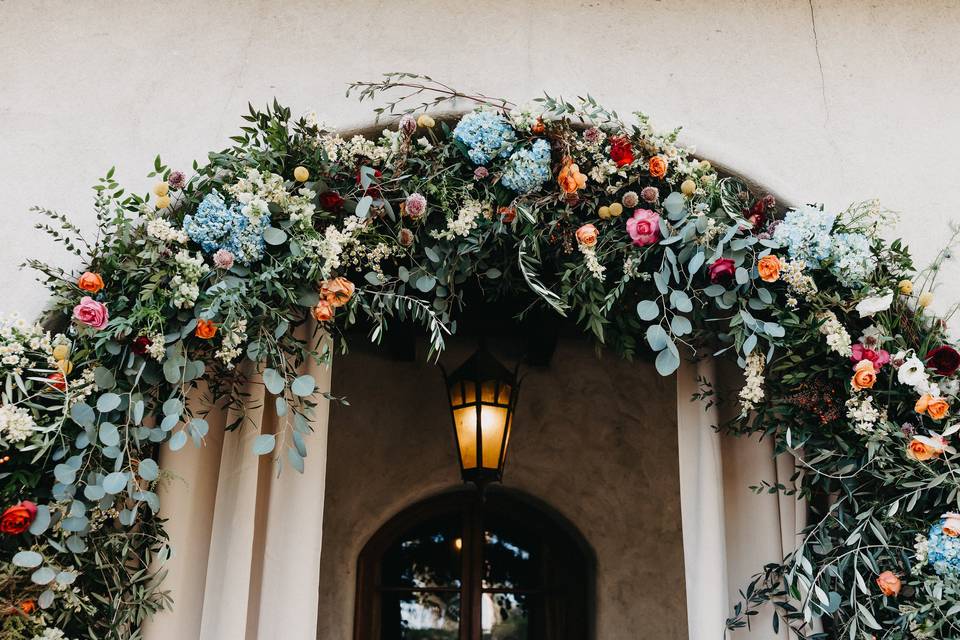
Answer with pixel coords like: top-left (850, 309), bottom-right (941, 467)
top-left (440, 346), bottom-right (520, 487)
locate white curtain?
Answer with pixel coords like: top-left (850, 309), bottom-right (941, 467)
top-left (142, 338), bottom-right (332, 640)
top-left (677, 359), bottom-right (805, 640)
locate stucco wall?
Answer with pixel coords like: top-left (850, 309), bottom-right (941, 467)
top-left (3, 0), bottom-right (960, 319)
top-left (317, 338), bottom-right (686, 639)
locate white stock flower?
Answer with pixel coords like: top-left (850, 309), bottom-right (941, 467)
top-left (898, 356), bottom-right (931, 393)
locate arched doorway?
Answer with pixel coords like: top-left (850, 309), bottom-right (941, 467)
top-left (355, 490), bottom-right (593, 640)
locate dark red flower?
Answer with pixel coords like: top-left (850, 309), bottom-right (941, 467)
top-left (609, 136), bottom-right (635, 167)
top-left (47, 372), bottom-right (66, 392)
top-left (318, 191), bottom-right (344, 212)
top-left (131, 336), bottom-right (152, 356)
top-left (926, 345), bottom-right (960, 376)
top-left (0, 501), bottom-right (37, 535)
top-left (708, 258), bottom-right (736, 284)
top-left (747, 194), bottom-right (776, 230)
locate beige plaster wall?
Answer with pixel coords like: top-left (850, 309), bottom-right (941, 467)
top-left (317, 337), bottom-right (686, 639)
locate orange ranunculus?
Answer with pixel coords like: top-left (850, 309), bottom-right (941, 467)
top-left (916, 393), bottom-right (950, 420)
top-left (557, 158), bottom-right (587, 195)
top-left (311, 300), bottom-right (334, 322)
top-left (876, 571), bottom-right (901, 597)
top-left (851, 359), bottom-right (877, 391)
top-left (320, 277), bottom-right (355, 308)
top-left (78, 271), bottom-right (104, 293)
top-left (195, 319), bottom-right (217, 339)
top-left (19, 600), bottom-right (36, 614)
top-left (648, 155), bottom-right (668, 179)
top-left (757, 255), bottom-right (781, 283)
top-left (943, 512), bottom-right (960, 537)
top-left (531, 118), bottom-right (546, 134)
top-left (575, 224), bottom-right (598, 248)
top-left (499, 206), bottom-right (516, 223)
top-left (906, 435), bottom-right (946, 461)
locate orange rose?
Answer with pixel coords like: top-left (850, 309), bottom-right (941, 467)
top-left (311, 300), bottom-right (334, 322)
top-left (906, 435), bottom-right (946, 461)
top-left (499, 206), bottom-right (516, 223)
top-left (320, 277), bottom-right (355, 308)
top-left (195, 319), bottom-right (217, 339)
top-left (916, 393), bottom-right (950, 420)
top-left (851, 359), bottom-right (877, 391)
top-left (557, 158), bottom-right (587, 195)
top-left (757, 255), bottom-right (781, 283)
top-left (648, 156), bottom-right (668, 179)
top-left (19, 600), bottom-right (36, 614)
top-left (876, 571), bottom-right (901, 597)
top-left (575, 224), bottom-right (598, 248)
top-left (77, 271), bottom-right (104, 293)
top-left (531, 118), bottom-right (546, 134)
top-left (942, 512), bottom-right (960, 537)
top-left (0, 501), bottom-right (37, 534)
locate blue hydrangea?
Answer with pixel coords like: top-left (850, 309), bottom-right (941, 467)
top-left (928, 521), bottom-right (960, 575)
top-left (452, 110), bottom-right (516, 165)
top-left (501, 139), bottom-right (552, 193)
top-left (772, 205), bottom-right (837, 266)
top-left (182, 192), bottom-right (269, 265)
top-left (829, 232), bottom-right (876, 288)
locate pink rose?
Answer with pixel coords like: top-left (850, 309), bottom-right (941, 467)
top-left (625, 209), bottom-right (661, 247)
top-left (73, 296), bottom-right (109, 330)
top-left (708, 258), bottom-right (736, 284)
top-left (851, 343), bottom-right (890, 370)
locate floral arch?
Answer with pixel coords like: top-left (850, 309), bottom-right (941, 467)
top-left (1, 73), bottom-right (958, 639)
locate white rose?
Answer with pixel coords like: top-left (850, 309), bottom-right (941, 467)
top-left (856, 290), bottom-right (894, 317)
top-left (898, 356), bottom-right (930, 391)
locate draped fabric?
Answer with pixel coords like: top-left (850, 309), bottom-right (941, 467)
top-left (142, 337), bottom-right (332, 640)
top-left (677, 359), bottom-right (806, 639)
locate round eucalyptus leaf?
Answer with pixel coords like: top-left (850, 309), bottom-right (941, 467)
top-left (96, 393), bottom-right (122, 413)
top-left (12, 550), bottom-right (43, 568)
top-left (262, 368), bottom-right (285, 395)
top-left (102, 472), bottom-right (128, 495)
top-left (291, 374), bottom-right (316, 397)
top-left (169, 430), bottom-right (188, 452)
top-left (636, 300), bottom-right (659, 321)
top-left (138, 458), bottom-right (159, 482)
top-left (31, 567), bottom-right (56, 585)
top-left (252, 434), bottom-right (276, 456)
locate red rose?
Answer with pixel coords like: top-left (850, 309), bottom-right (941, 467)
top-left (47, 372), bottom-right (66, 392)
top-left (708, 258), bottom-right (736, 284)
top-left (131, 336), bottom-right (152, 356)
top-left (609, 136), bottom-right (634, 167)
top-left (0, 501), bottom-right (37, 535)
top-left (318, 191), bottom-right (344, 212)
top-left (926, 345), bottom-right (960, 376)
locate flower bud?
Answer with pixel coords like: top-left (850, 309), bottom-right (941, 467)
top-left (898, 279), bottom-right (913, 295)
top-left (153, 182), bottom-right (169, 197)
top-left (681, 179), bottom-right (697, 196)
top-left (919, 292), bottom-right (934, 308)
top-left (293, 166), bottom-right (310, 182)
top-left (416, 114), bottom-right (435, 129)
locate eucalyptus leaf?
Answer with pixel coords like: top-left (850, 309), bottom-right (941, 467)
top-left (252, 434), bottom-right (276, 456)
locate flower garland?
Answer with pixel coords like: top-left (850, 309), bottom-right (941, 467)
top-left (0, 73), bottom-right (959, 638)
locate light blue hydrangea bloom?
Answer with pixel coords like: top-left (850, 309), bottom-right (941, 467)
top-left (928, 521), bottom-right (960, 575)
top-left (829, 232), bottom-right (876, 288)
top-left (182, 192), bottom-right (270, 265)
top-left (501, 139), bottom-right (552, 193)
top-left (771, 205), bottom-right (837, 266)
top-left (452, 110), bottom-right (516, 165)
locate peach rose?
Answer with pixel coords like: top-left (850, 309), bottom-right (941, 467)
top-left (942, 512), bottom-right (960, 537)
top-left (906, 435), bottom-right (946, 461)
top-left (72, 296), bottom-right (109, 330)
top-left (557, 158), bottom-right (587, 194)
top-left (648, 155), bottom-right (667, 179)
top-left (876, 571), bottom-right (901, 597)
top-left (576, 224), bottom-right (598, 248)
top-left (77, 271), bottom-right (104, 293)
top-left (195, 319), bottom-right (217, 339)
top-left (311, 300), bottom-right (334, 322)
top-left (320, 277), bottom-right (355, 308)
top-left (757, 255), bottom-right (781, 283)
top-left (851, 359), bottom-right (877, 391)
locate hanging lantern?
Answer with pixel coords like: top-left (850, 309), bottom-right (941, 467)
top-left (441, 347), bottom-right (520, 486)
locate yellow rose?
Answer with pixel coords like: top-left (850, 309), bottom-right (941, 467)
top-left (52, 344), bottom-right (70, 361)
top-left (416, 114), bottom-right (435, 128)
top-left (681, 179), bottom-right (697, 196)
top-left (155, 195), bottom-right (171, 210)
top-left (918, 291), bottom-right (934, 308)
top-left (609, 203), bottom-right (623, 217)
top-left (153, 182), bottom-right (169, 197)
top-left (293, 166), bottom-right (310, 182)
top-left (898, 279), bottom-right (913, 295)
top-left (56, 359), bottom-right (74, 375)
top-left (597, 206), bottom-right (611, 220)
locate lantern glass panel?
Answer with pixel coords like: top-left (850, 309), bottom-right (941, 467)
top-left (462, 382), bottom-right (476, 405)
top-left (497, 384), bottom-right (511, 404)
top-left (449, 383), bottom-right (463, 406)
top-left (480, 380), bottom-right (497, 403)
top-left (452, 404), bottom-right (509, 470)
